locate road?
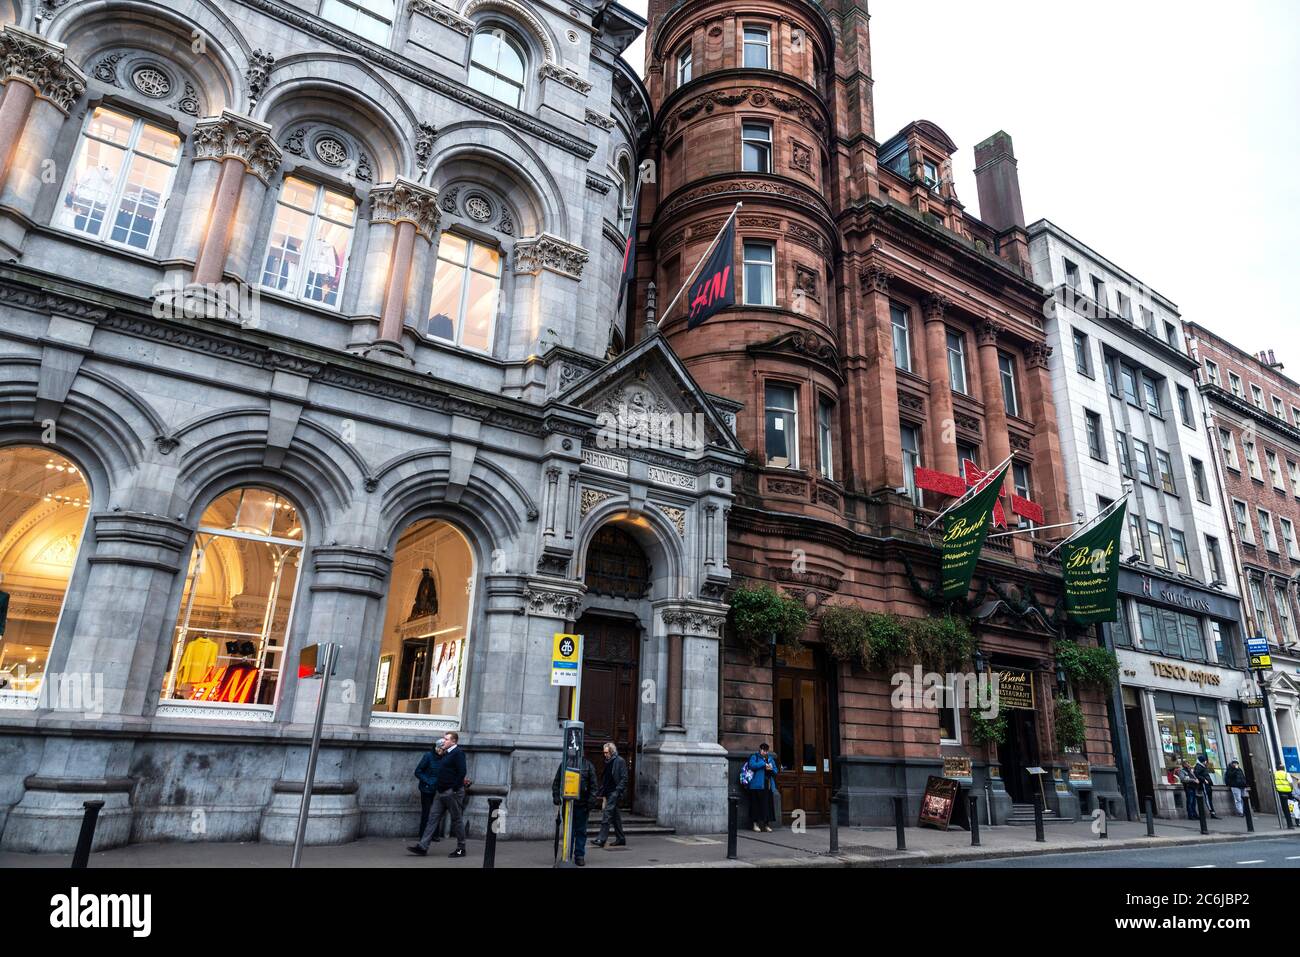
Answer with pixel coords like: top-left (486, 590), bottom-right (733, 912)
top-left (936, 835), bottom-right (1300, 868)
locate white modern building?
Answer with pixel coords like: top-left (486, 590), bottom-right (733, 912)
top-left (1030, 219), bottom-right (1257, 819)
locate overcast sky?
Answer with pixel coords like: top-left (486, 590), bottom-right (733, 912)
top-left (620, 1), bottom-right (1300, 368)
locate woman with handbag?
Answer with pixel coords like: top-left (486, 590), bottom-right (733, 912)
top-left (742, 743), bottom-right (779, 832)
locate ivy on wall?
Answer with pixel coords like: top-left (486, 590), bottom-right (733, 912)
top-left (728, 583), bottom-right (809, 658)
top-left (1055, 640), bottom-right (1119, 692)
top-left (819, 605), bottom-right (979, 673)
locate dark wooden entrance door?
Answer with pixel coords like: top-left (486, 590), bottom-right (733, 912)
top-left (576, 614), bottom-right (639, 809)
top-left (998, 708), bottom-right (1040, 804)
top-left (774, 648), bottom-right (832, 825)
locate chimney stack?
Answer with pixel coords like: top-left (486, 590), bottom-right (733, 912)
top-left (973, 131), bottom-right (1026, 233)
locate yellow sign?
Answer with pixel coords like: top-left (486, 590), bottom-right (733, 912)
top-left (552, 633), bottom-right (582, 687)
top-left (1251, 653), bottom-right (1273, 671)
top-left (563, 769), bottom-right (581, 798)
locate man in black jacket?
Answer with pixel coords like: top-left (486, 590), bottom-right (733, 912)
top-left (592, 742), bottom-right (628, 848)
top-left (408, 731), bottom-right (470, 858)
top-left (552, 756), bottom-right (600, 865)
top-left (1195, 755), bottom-right (1220, 820)
top-left (1225, 760), bottom-right (1249, 816)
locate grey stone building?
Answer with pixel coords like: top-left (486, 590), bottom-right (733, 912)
top-left (0, 0), bottom-right (741, 852)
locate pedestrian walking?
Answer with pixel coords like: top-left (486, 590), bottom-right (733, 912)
top-left (407, 731), bottom-right (470, 858)
top-left (552, 754), bottom-right (600, 866)
top-left (414, 740), bottom-right (446, 839)
top-left (1177, 760), bottom-right (1200, 821)
top-left (741, 742), bottom-right (778, 832)
top-left (591, 742), bottom-right (627, 848)
top-left (1276, 764), bottom-right (1297, 822)
top-left (1194, 755), bottom-right (1220, 819)
top-left (1224, 760), bottom-right (1248, 817)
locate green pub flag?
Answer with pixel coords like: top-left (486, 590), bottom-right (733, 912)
top-left (941, 464), bottom-right (1011, 599)
top-left (1061, 502), bottom-right (1128, 624)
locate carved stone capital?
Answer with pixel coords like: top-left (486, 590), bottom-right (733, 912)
top-left (522, 587), bottom-right (582, 620)
top-left (514, 233), bottom-right (589, 279)
top-left (370, 177), bottom-right (441, 239)
top-left (1026, 342), bottom-right (1054, 370)
top-left (922, 293), bottom-right (951, 322)
top-left (860, 263), bottom-right (892, 294)
top-left (192, 110), bottom-right (283, 184)
top-left (539, 62), bottom-right (592, 96)
top-left (0, 25), bottom-right (86, 113)
top-left (409, 0), bottom-right (474, 34)
top-left (661, 609), bottom-right (726, 638)
top-left (976, 319), bottom-right (1003, 346)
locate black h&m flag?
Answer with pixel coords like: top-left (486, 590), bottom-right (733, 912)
top-left (616, 183), bottom-right (641, 312)
top-left (687, 217), bottom-right (736, 329)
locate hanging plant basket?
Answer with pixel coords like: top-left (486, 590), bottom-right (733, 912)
top-left (728, 583), bottom-right (809, 658)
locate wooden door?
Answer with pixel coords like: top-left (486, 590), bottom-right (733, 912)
top-left (774, 662), bottom-right (831, 825)
top-left (577, 615), bottom-right (639, 808)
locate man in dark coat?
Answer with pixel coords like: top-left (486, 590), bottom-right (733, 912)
top-left (592, 741), bottom-right (628, 848)
top-left (1195, 755), bottom-right (1220, 819)
top-left (408, 731), bottom-right (470, 858)
top-left (552, 756), bottom-right (600, 865)
top-left (414, 741), bottom-right (445, 839)
top-left (1224, 760), bottom-right (1249, 816)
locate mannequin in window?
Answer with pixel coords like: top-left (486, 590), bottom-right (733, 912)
top-left (408, 567), bottom-right (439, 621)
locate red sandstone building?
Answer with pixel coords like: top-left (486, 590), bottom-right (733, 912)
top-left (631, 0), bottom-right (1122, 824)
top-left (1189, 324), bottom-right (1300, 775)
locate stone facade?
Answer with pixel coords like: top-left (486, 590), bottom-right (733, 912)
top-left (0, 0), bottom-right (742, 852)
top-left (1189, 322), bottom-right (1300, 792)
top-left (635, 0), bottom-right (1119, 826)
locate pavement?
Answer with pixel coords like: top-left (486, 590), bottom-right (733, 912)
top-left (4, 809), bottom-right (1299, 869)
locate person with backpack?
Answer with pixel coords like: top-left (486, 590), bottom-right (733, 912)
top-left (742, 742), bottom-right (778, 832)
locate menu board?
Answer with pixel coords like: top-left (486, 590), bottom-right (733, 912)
top-left (919, 776), bottom-right (960, 831)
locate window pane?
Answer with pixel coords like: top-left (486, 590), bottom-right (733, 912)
top-left (109, 154), bottom-right (171, 249)
top-left (438, 232), bottom-right (470, 266)
top-left (462, 268), bottom-right (499, 351)
top-left (321, 189), bottom-right (357, 222)
top-left (86, 107), bottom-right (134, 146)
top-left (281, 177), bottom-right (319, 211)
top-left (470, 242), bottom-right (501, 276)
top-left (428, 260), bottom-right (466, 341)
top-left (303, 219), bottom-right (351, 306)
top-left (261, 206), bottom-right (312, 293)
top-left (60, 138), bottom-right (126, 237)
top-left (135, 124), bottom-right (181, 163)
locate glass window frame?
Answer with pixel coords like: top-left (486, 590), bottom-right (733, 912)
top-left (946, 330), bottom-right (969, 395)
top-left (742, 239), bottom-right (776, 306)
top-left (427, 231), bottom-right (504, 354)
top-left (891, 303), bottom-right (913, 373)
top-left (259, 176), bottom-right (358, 310)
top-left (741, 120), bottom-right (773, 173)
top-left (742, 25), bottom-right (771, 69)
top-left (764, 382), bottom-right (799, 470)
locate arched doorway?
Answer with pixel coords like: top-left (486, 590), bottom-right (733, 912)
top-left (578, 524), bottom-right (650, 808)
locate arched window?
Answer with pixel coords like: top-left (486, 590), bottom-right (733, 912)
top-left (372, 520), bottom-right (476, 720)
top-left (160, 488), bottom-right (303, 709)
top-left (584, 525), bottom-right (650, 599)
top-left (0, 448), bottom-right (91, 696)
top-left (321, 0), bottom-right (397, 45)
top-left (468, 29), bottom-right (527, 108)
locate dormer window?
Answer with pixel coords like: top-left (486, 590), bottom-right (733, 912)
top-left (743, 27), bottom-right (770, 69)
top-left (469, 29), bottom-right (527, 108)
top-left (923, 160), bottom-right (940, 190)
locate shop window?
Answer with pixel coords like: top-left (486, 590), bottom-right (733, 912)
top-left (0, 448), bottom-right (91, 696)
top-left (469, 28), bottom-right (527, 108)
top-left (161, 489), bottom-right (303, 708)
top-left (372, 520), bottom-right (476, 717)
top-left (260, 177), bottom-right (356, 308)
top-left (1153, 692), bottom-right (1226, 783)
top-left (428, 233), bottom-right (502, 353)
top-left (57, 106), bottom-right (180, 254)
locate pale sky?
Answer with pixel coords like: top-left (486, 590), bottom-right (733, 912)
top-left (620, 1), bottom-right (1300, 369)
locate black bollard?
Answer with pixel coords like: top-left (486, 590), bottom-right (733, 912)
top-left (969, 795), bottom-right (980, 847)
top-left (727, 793), bottom-right (739, 860)
top-left (1145, 796), bottom-right (1155, 837)
top-left (829, 791), bottom-right (839, 856)
top-left (1033, 794), bottom-right (1045, 844)
top-left (71, 800), bottom-right (104, 869)
top-left (483, 797), bottom-right (502, 870)
top-left (1244, 794), bottom-right (1255, 833)
top-left (893, 796), bottom-right (906, 851)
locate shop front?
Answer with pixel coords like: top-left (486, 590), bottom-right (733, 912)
top-left (1111, 570), bottom-right (1250, 818)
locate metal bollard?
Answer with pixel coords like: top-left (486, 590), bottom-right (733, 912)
top-left (894, 796), bottom-right (906, 851)
top-left (969, 795), bottom-right (980, 846)
top-left (1145, 796), bottom-right (1155, 837)
top-left (1244, 794), bottom-right (1255, 833)
top-left (1033, 794), bottom-right (1045, 844)
top-left (482, 797), bottom-right (501, 870)
top-left (727, 793), bottom-right (739, 860)
top-left (71, 800), bottom-right (105, 869)
top-left (1199, 787), bottom-right (1209, 835)
top-left (829, 791), bottom-right (839, 856)
top-left (1098, 799), bottom-right (1109, 839)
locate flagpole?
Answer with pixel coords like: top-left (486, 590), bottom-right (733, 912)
top-left (924, 452), bottom-right (1016, 530)
top-left (1043, 490), bottom-right (1132, 558)
top-left (659, 202), bottom-right (742, 324)
top-left (986, 520), bottom-right (1084, 541)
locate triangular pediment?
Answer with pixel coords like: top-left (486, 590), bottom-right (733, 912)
top-left (559, 333), bottom-right (745, 456)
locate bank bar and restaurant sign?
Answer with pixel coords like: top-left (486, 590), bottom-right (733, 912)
top-left (995, 667), bottom-right (1035, 711)
top-left (940, 463), bottom-right (1010, 599)
top-left (1061, 502), bottom-right (1127, 624)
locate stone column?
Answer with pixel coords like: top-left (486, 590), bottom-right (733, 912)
top-left (848, 264), bottom-right (903, 494)
top-left (975, 320), bottom-right (1013, 488)
top-left (190, 111), bottom-right (282, 285)
top-left (0, 27), bottom-right (85, 193)
top-left (922, 294), bottom-right (959, 475)
top-left (367, 177), bottom-right (441, 357)
top-left (1024, 342), bottom-right (1071, 530)
top-left (0, 512), bottom-right (192, 853)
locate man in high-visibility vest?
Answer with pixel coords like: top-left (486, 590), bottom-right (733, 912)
top-left (1276, 764), bottom-right (1295, 821)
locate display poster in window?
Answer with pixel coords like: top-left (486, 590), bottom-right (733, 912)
top-left (1184, 729), bottom-right (1198, 755)
top-left (918, 776), bottom-right (960, 831)
top-left (994, 667), bottom-right (1035, 711)
top-left (1204, 730), bottom-right (1220, 769)
top-left (1160, 725), bottom-right (1174, 754)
